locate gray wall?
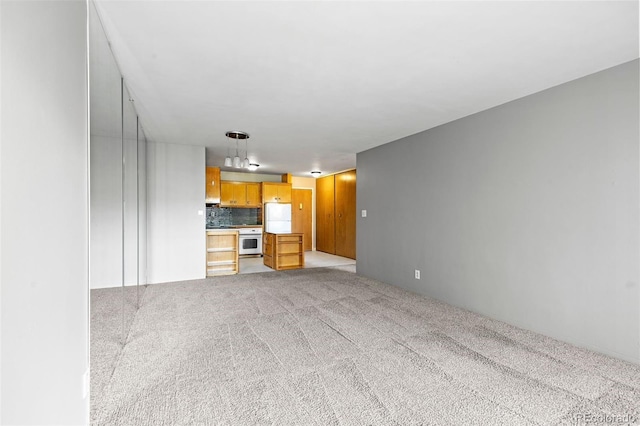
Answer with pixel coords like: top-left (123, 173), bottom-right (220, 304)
top-left (147, 142), bottom-right (206, 284)
top-left (1, 0), bottom-right (89, 423)
top-left (357, 60), bottom-right (639, 363)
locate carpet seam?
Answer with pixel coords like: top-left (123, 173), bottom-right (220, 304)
top-left (398, 337), bottom-right (546, 426)
top-left (473, 325), bottom-right (635, 393)
top-left (245, 320), bottom-right (286, 369)
top-left (413, 332), bottom-right (614, 424)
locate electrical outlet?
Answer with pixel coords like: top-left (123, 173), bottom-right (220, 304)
top-left (361, 209), bottom-right (367, 218)
top-left (415, 269), bottom-right (421, 279)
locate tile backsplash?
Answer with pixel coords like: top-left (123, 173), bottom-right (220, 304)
top-left (206, 206), bottom-right (261, 227)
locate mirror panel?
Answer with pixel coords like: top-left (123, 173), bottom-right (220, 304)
top-left (122, 82), bottom-right (139, 336)
top-left (89, 0), bottom-right (123, 346)
top-left (89, 0), bottom-right (147, 352)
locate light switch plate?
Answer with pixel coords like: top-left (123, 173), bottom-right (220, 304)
top-left (197, 210), bottom-right (203, 216)
top-left (361, 209), bottom-right (367, 218)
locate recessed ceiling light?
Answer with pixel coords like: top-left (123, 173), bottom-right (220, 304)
top-left (310, 171), bottom-right (322, 177)
top-left (248, 163), bottom-right (259, 171)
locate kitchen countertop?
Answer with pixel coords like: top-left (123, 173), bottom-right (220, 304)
top-left (206, 225), bottom-right (262, 230)
top-left (263, 231), bottom-right (300, 235)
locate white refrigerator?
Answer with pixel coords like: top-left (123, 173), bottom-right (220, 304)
top-left (265, 203), bottom-right (292, 233)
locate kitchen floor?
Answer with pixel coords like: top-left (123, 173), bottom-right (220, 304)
top-left (239, 250), bottom-right (356, 274)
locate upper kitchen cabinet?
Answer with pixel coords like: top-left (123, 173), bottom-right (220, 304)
top-left (221, 181), bottom-right (261, 207)
top-left (262, 182), bottom-right (292, 203)
top-left (245, 183), bottom-right (261, 206)
top-left (205, 167), bottom-right (221, 204)
top-left (221, 181), bottom-right (244, 206)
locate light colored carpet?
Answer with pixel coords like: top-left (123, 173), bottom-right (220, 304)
top-left (91, 269), bottom-right (640, 425)
top-left (91, 285), bottom-right (146, 409)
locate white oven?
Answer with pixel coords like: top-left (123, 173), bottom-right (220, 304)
top-left (238, 227), bottom-right (263, 255)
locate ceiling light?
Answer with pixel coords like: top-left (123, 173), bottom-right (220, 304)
top-left (233, 143), bottom-right (241, 168)
top-left (248, 163), bottom-right (259, 171)
top-left (224, 140), bottom-right (232, 167)
top-left (243, 139), bottom-right (250, 169)
top-left (224, 131), bottom-right (250, 169)
top-left (226, 131), bottom-right (250, 139)
top-left (311, 171), bottom-right (322, 177)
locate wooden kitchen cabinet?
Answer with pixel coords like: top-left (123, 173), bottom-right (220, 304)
top-left (205, 167), bottom-right (221, 204)
top-left (220, 181), bottom-right (233, 205)
top-left (221, 182), bottom-right (244, 206)
top-left (220, 181), bottom-right (261, 207)
top-left (206, 230), bottom-right (239, 276)
top-left (316, 169), bottom-right (356, 259)
top-left (278, 185), bottom-right (292, 203)
top-left (263, 232), bottom-right (304, 270)
top-left (262, 182), bottom-right (292, 203)
top-left (245, 183), bottom-right (261, 207)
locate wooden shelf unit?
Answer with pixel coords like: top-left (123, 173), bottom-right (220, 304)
top-left (206, 230), bottom-right (239, 276)
top-left (263, 232), bottom-right (304, 271)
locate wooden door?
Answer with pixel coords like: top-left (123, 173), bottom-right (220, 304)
top-left (335, 169), bottom-right (356, 259)
top-left (245, 183), bottom-right (261, 207)
top-left (205, 167), bottom-right (220, 204)
top-left (292, 189), bottom-right (312, 251)
top-left (316, 175), bottom-right (335, 254)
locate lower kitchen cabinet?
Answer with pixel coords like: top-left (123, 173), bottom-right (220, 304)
top-left (206, 230), bottom-right (239, 276)
top-left (263, 232), bottom-right (304, 270)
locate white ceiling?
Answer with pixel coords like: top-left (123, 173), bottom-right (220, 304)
top-left (95, 1), bottom-right (638, 177)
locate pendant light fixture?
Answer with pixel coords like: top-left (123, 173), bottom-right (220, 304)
top-left (233, 139), bottom-right (241, 168)
top-left (225, 131), bottom-right (250, 169)
top-left (242, 139), bottom-right (250, 169)
top-left (224, 141), bottom-right (232, 167)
